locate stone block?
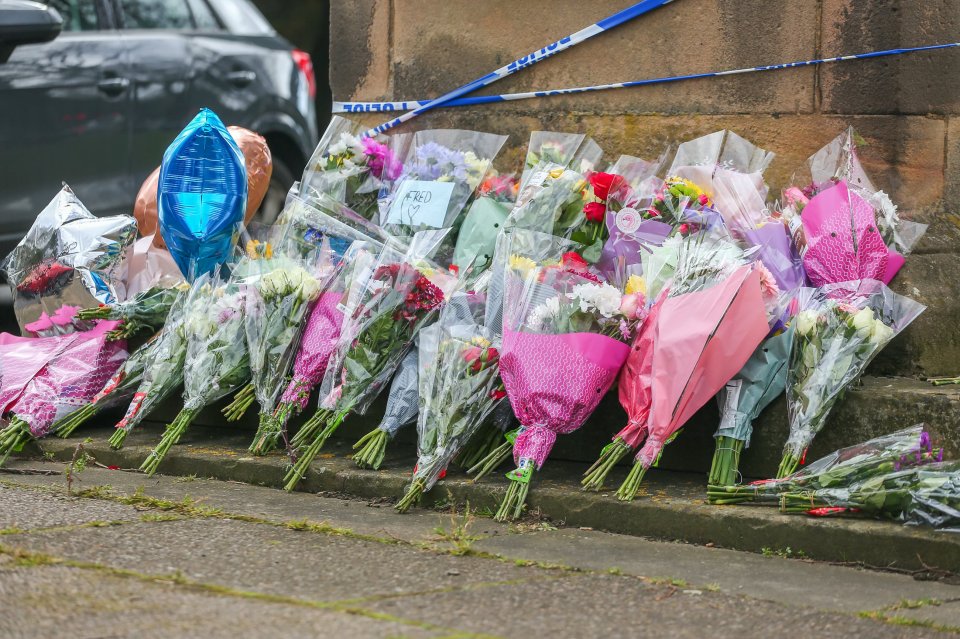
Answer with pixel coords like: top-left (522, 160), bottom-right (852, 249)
top-left (329, 0), bottom-right (392, 100)
top-left (389, 0), bottom-right (817, 114)
top-left (820, 0), bottom-right (960, 115)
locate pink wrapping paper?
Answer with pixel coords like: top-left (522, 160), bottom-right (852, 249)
top-left (280, 291), bottom-right (344, 410)
top-left (0, 331), bottom-right (83, 414)
top-left (5, 321), bottom-right (127, 437)
top-left (801, 181), bottom-right (890, 286)
top-left (614, 294), bottom-right (666, 449)
top-left (636, 267), bottom-right (769, 468)
top-left (501, 329), bottom-right (629, 469)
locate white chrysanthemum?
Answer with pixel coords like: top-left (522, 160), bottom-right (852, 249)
top-left (570, 282), bottom-right (622, 318)
top-left (528, 297), bottom-right (560, 330)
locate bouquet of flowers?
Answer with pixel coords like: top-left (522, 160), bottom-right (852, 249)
top-left (903, 466), bottom-right (960, 531)
top-left (583, 221), bottom-right (771, 495)
top-left (299, 116), bottom-right (406, 220)
top-left (284, 234), bottom-right (457, 491)
top-left (272, 242), bottom-right (375, 431)
top-left (395, 292), bottom-right (504, 512)
top-left (520, 131), bottom-right (603, 190)
top-left (707, 327), bottom-right (794, 487)
top-left (781, 127), bottom-right (927, 284)
top-left (379, 129), bottom-right (507, 264)
top-left (492, 241), bottom-right (637, 520)
top-left (76, 283), bottom-right (188, 340)
top-left (452, 171), bottom-right (518, 274)
top-left (778, 280), bottom-right (925, 477)
top-left (140, 274), bottom-right (250, 475)
top-left (0, 321), bottom-right (127, 466)
top-left (708, 425), bottom-right (941, 505)
top-left (226, 257), bottom-right (323, 455)
top-left (109, 289), bottom-right (191, 450)
top-left (51, 330), bottom-right (165, 439)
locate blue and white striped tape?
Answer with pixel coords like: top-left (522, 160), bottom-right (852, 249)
top-left (342, 42), bottom-right (960, 114)
top-left (361, 0), bottom-right (676, 136)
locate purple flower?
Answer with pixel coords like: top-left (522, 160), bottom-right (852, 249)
top-left (361, 137), bottom-right (402, 181)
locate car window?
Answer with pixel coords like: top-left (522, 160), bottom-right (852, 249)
top-left (187, 0), bottom-right (221, 30)
top-left (46, 0), bottom-right (100, 31)
top-left (205, 0), bottom-right (273, 35)
top-left (118, 0), bottom-right (193, 29)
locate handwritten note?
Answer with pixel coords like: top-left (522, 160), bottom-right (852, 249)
top-left (385, 180), bottom-right (454, 228)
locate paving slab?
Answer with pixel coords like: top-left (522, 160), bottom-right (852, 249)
top-left (4, 463), bottom-right (960, 628)
top-left (0, 563), bottom-right (440, 639)
top-left (2, 517), bottom-right (554, 603)
top-left (0, 481), bottom-right (141, 531)
top-left (365, 572), bottom-right (948, 639)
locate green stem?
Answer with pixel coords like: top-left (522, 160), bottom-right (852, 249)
top-left (455, 424), bottom-right (500, 470)
top-left (708, 437), bottom-right (745, 487)
top-left (222, 384), bottom-right (256, 422)
top-left (291, 408), bottom-right (332, 449)
top-left (494, 478), bottom-right (531, 522)
top-left (467, 440), bottom-right (513, 481)
top-left (929, 377), bottom-right (960, 386)
top-left (53, 403), bottom-right (99, 439)
top-left (352, 428), bottom-right (389, 470)
top-left (777, 452), bottom-right (802, 479)
top-left (616, 460), bottom-right (649, 502)
top-left (139, 408), bottom-right (198, 476)
top-left (581, 439), bottom-right (632, 492)
top-left (108, 427), bottom-right (128, 450)
top-left (0, 418), bottom-right (32, 468)
top-left (395, 478), bottom-right (426, 513)
top-left (249, 412), bottom-right (282, 456)
top-left (283, 410), bottom-right (347, 491)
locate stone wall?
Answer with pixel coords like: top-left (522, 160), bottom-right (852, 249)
top-left (330, 0), bottom-right (960, 381)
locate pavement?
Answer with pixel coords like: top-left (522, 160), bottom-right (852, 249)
top-left (2, 460), bottom-right (960, 638)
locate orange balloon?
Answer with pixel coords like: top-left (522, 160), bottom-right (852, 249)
top-left (135, 126), bottom-right (273, 248)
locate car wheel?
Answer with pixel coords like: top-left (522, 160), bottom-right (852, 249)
top-left (256, 155), bottom-right (296, 226)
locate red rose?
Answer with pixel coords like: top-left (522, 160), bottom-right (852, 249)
top-left (490, 389), bottom-right (507, 400)
top-left (589, 172), bottom-right (616, 202)
top-left (583, 201), bottom-right (606, 224)
top-left (562, 251), bottom-right (589, 272)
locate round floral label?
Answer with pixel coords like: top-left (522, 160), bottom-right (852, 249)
top-left (615, 207), bottom-right (642, 234)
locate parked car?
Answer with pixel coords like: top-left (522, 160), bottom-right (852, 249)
top-left (0, 0), bottom-right (318, 259)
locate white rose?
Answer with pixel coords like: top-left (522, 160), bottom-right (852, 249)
top-left (870, 319), bottom-right (895, 344)
top-left (850, 308), bottom-right (875, 339)
top-left (794, 310), bottom-right (818, 337)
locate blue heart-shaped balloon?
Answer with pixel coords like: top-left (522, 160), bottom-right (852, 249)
top-left (158, 108), bottom-right (248, 281)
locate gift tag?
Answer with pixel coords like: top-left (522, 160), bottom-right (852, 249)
top-left (717, 380), bottom-right (742, 432)
top-left (615, 207), bottom-right (642, 234)
top-left (506, 458), bottom-right (534, 484)
top-left (385, 180), bottom-right (454, 228)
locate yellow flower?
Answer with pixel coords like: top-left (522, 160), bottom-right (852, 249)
top-left (548, 168), bottom-right (565, 179)
top-left (625, 274), bottom-right (647, 296)
top-left (471, 335), bottom-right (492, 348)
top-left (245, 239), bottom-right (273, 260)
top-left (508, 255), bottom-right (537, 275)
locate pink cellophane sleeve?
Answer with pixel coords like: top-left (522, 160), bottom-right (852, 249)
top-left (9, 321), bottom-right (127, 437)
top-left (637, 267), bottom-right (768, 468)
top-left (280, 291), bottom-right (344, 410)
top-left (614, 295), bottom-right (666, 449)
top-left (801, 181), bottom-right (889, 286)
top-left (0, 332), bottom-right (79, 414)
top-left (501, 329), bottom-right (629, 469)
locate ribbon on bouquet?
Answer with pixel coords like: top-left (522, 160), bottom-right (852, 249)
top-left (343, 42), bottom-right (960, 114)
top-left (362, 0), bottom-right (676, 136)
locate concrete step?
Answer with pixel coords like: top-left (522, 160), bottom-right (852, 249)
top-left (20, 422), bottom-right (960, 573)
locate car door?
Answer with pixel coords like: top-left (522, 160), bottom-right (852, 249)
top-left (111, 0), bottom-right (201, 188)
top-left (0, 0), bottom-right (133, 246)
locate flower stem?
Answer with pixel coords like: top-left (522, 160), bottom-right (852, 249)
top-left (283, 409), bottom-right (347, 491)
top-left (0, 418), bottom-right (32, 468)
top-left (395, 477), bottom-right (426, 514)
top-left (777, 452), bottom-right (802, 479)
top-left (248, 412), bottom-right (282, 456)
top-left (708, 437), bottom-right (745, 487)
top-left (616, 460), bottom-right (649, 501)
top-left (222, 383), bottom-right (256, 422)
top-left (53, 403), bottom-right (99, 439)
top-left (352, 428), bottom-right (389, 470)
top-left (494, 478), bottom-right (531, 522)
top-left (291, 408), bottom-right (331, 449)
top-left (139, 408), bottom-right (198, 476)
top-left (466, 440), bottom-right (513, 481)
top-left (108, 427), bottom-right (128, 450)
top-left (455, 424), bottom-right (501, 469)
top-left (581, 439), bottom-right (632, 492)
